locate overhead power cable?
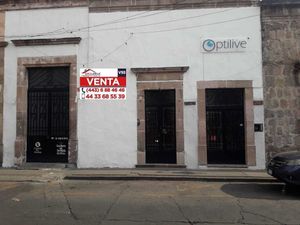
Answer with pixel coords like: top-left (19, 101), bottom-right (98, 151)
top-left (134, 14), bottom-right (259, 34)
top-left (99, 33), bottom-right (134, 62)
top-left (88, 9), bottom-right (233, 32)
top-left (84, 13), bottom-right (259, 63)
top-left (83, 33), bottom-right (134, 65)
top-left (2, 0), bottom-right (188, 39)
top-left (66, 0), bottom-right (189, 33)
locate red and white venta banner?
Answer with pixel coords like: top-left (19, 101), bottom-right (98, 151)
top-left (80, 68), bottom-right (126, 100)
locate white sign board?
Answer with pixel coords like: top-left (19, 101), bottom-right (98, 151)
top-left (201, 38), bottom-right (249, 53)
top-left (80, 68), bottom-right (126, 100)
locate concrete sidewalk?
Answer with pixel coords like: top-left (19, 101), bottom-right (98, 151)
top-left (0, 167), bottom-right (277, 183)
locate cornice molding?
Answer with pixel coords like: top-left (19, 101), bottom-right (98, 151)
top-left (261, 0), bottom-right (300, 7)
top-left (0, 41), bottom-right (8, 47)
top-left (132, 66), bottom-right (189, 74)
top-left (90, 0), bottom-right (259, 12)
top-left (0, 0), bottom-right (260, 11)
top-left (11, 37), bottom-right (81, 47)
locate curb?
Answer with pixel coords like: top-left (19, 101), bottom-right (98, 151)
top-left (64, 175), bottom-right (278, 183)
top-left (0, 179), bottom-right (47, 183)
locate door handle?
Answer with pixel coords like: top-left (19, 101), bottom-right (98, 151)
top-left (154, 139), bottom-right (159, 143)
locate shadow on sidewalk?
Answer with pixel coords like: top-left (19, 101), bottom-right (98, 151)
top-left (221, 183), bottom-right (300, 200)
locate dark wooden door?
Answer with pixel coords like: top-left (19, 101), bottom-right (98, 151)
top-left (206, 89), bottom-right (245, 164)
top-left (145, 90), bottom-right (176, 164)
top-left (27, 67), bottom-right (69, 163)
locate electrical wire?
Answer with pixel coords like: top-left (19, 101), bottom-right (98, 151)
top-left (2, 2), bottom-right (261, 64)
top-left (70, 0), bottom-right (189, 33)
top-left (19, 10), bottom-right (259, 38)
top-left (2, 0), bottom-right (188, 39)
top-left (99, 34), bottom-right (133, 62)
top-left (88, 9), bottom-right (233, 32)
top-left (81, 13), bottom-right (260, 63)
top-left (84, 33), bottom-right (134, 65)
top-left (134, 14), bottom-right (259, 34)
top-left (3, 1), bottom-right (260, 38)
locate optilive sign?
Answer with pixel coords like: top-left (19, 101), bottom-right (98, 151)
top-left (80, 68), bottom-right (126, 100)
top-left (201, 38), bottom-right (249, 53)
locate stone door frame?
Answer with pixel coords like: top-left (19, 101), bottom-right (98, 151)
top-left (15, 55), bottom-right (78, 166)
top-left (132, 67), bottom-right (189, 166)
top-left (197, 80), bottom-right (256, 166)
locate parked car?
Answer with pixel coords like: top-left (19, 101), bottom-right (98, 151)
top-left (267, 151), bottom-right (300, 185)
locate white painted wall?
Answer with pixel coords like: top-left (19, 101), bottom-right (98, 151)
top-left (4, 6), bottom-right (265, 169)
top-left (253, 105), bottom-right (266, 169)
top-left (3, 7), bottom-right (89, 167)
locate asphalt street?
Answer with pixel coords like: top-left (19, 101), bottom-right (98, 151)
top-left (0, 180), bottom-right (299, 225)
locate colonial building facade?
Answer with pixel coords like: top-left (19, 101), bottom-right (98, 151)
top-left (0, 0), bottom-right (270, 169)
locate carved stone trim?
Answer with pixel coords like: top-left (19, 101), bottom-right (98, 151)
top-left (132, 66), bottom-right (189, 74)
top-left (0, 41), bottom-right (8, 47)
top-left (0, 0), bottom-right (259, 11)
top-left (89, 0), bottom-right (259, 12)
top-left (1, 1), bottom-right (88, 11)
top-left (133, 68), bottom-right (188, 166)
top-left (261, 0), bottom-right (300, 7)
top-left (197, 80), bottom-right (256, 166)
top-left (12, 37), bottom-right (81, 47)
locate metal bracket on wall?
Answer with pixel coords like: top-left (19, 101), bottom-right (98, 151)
top-left (254, 124), bottom-right (264, 132)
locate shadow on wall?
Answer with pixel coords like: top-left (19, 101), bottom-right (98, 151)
top-left (221, 183), bottom-right (300, 200)
top-left (293, 61), bottom-right (300, 86)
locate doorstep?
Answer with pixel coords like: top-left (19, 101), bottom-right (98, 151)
top-left (135, 164), bottom-right (186, 169)
top-left (64, 168), bottom-right (277, 183)
top-left (17, 163), bottom-right (76, 170)
top-left (0, 167), bottom-right (277, 183)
